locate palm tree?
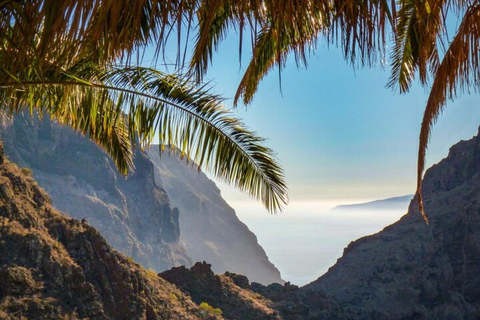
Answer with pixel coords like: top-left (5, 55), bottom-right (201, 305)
top-left (0, 0), bottom-right (288, 212)
top-left (191, 0), bottom-right (480, 221)
top-left (388, 0), bottom-right (480, 221)
top-left (3, 0), bottom-right (475, 218)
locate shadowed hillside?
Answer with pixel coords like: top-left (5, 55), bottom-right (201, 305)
top-left (0, 147), bottom-right (207, 319)
top-left (148, 148), bottom-right (283, 285)
top-left (303, 129), bottom-right (480, 319)
top-left (1, 115), bottom-right (191, 272)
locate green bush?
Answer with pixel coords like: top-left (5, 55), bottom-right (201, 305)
top-left (199, 302), bottom-right (222, 317)
top-left (21, 167), bottom-right (32, 176)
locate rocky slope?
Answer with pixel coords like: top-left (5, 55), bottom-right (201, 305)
top-left (160, 262), bottom-right (280, 320)
top-left (304, 129), bottom-right (480, 319)
top-left (147, 148), bottom-right (283, 285)
top-left (1, 115), bottom-right (191, 272)
top-left (1, 114), bottom-right (282, 285)
top-left (0, 148), bottom-right (208, 319)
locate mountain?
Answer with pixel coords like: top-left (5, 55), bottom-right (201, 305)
top-left (332, 195), bottom-right (413, 211)
top-left (1, 114), bottom-right (282, 285)
top-left (0, 149), bottom-right (206, 319)
top-left (302, 129), bottom-right (480, 319)
top-left (0, 143), bottom-right (298, 319)
top-left (1, 114), bottom-right (191, 272)
top-left (159, 262), bottom-right (281, 320)
top-left (147, 148), bottom-right (283, 285)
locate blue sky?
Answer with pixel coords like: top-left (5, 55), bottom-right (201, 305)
top-left (190, 35), bottom-right (480, 205)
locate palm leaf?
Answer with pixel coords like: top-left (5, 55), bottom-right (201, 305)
top-left (0, 66), bottom-right (288, 212)
top-left (388, 0), bottom-right (445, 92)
top-left (416, 3), bottom-right (480, 222)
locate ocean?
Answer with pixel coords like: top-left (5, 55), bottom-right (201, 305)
top-left (231, 200), bottom-right (409, 286)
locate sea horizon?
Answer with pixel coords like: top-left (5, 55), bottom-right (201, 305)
top-left (231, 199), bottom-right (410, 286)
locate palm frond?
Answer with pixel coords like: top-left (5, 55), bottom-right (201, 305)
top-left (416, 3), bottom-right (480, 221)
top-left (0, 75), bottom-right (134, 174)
top-left (234, 26), bottom-right (285, 106)
top-left (0, 0), bottom-right (198, 72)
top-left (388, 0), bottom-right (419, 92)
top-left (388, 0), bottom-right (445, 92)
top-left (329, 0), bottom-right (394, 67)
top-left (103, 66), bottom-right (288, 212)
top-left (190, 0), bottom-right (236, 81)
top-left (0, 66), bottom-right (288, 212)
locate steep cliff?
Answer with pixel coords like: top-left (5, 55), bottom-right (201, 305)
top-left (304, 129), bottom-right (480, 319)
top-left (0, 150), bottom-right (207, 319)
top-left (1, 115), bottom-right (191, 272)
top-left (1, 114), bottom-right (282, 285)
top-left (147, 148), bottom-right (283, 285)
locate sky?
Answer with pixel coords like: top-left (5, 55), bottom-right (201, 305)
top-left (153, 26), bottom-right (480, 209)
top-left (152, 24), bottom-right (480, 284)
top-left (192, 35), bottom-right (480, 206)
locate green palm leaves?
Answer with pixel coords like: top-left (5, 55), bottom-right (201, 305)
top-left (0, 64), bottom-right (288, 212)
top-left (0, 0), bottom-right (288, 213)
top-left (191, 0), bottom-right (394, 105)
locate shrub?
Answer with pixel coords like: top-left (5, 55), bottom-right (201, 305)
top-left (21, 167), bottom-right (32, 176)
top-left (198, 302), bottom-right (222, 317)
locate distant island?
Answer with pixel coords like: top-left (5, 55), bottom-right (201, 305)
top-left (332, 195), bottom-right (413, 211)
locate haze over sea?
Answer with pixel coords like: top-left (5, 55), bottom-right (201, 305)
top-left (231, 200), bottom-right (409, 286)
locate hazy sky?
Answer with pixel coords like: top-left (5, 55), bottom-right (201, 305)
top-left (185, 34), bottom-right (480, 206)
top-left (156, 31), bottom-right (480, 207)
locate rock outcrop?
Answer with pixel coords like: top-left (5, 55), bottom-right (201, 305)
top-left (304, 129), bottom-right (480, 319)
top-left (1, 115), bottom-right (191, 272)
top-left (160, 262), bottom-right (280, 320)
top-left (148, 148), bottom-right (283, 285)
top-left (0, 153), bottom-right (207, 319)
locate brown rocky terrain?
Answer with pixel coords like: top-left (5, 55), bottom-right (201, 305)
top-left (0, 145), bottom-right (211, 319)
top-left (1, 114), bottom-right (282, 285)
top-left (303, 129), bottom-right (480, 319)
top-left (1, 115), bottom-right (190, 273)
top-left (159, 262), bottom-right (281, 320)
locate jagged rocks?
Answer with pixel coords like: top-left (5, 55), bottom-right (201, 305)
top-left (1, 114), bottom-right (191, 272)
top-left (160, 262), bottom-right (281, 320)
top-left (0, 154), bottom-right (204, 319)
top-left (303, 129), bottom-right (480, 320)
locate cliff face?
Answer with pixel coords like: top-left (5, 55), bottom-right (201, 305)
top-left (147, 148), bottom-right (283, 285)
top-left (304, 129), bottom-right (480, 319)
top-left (0, 151), bottom-right (206, 319)
top-left (1, 115), bottom-right (191, 272)
top-left (1, 114), bottom-right (282, 285)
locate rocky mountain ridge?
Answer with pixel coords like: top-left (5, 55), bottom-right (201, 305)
top-left (0, 150), bottom-right (205, 319)
top-left (0, 114), bottom-right (282, 285)
top-left (1, 114), bottom-right (191, 273)
top-left (303, 129), bottom-right (480, 319)
top-left (147, 147), bottom-right (283, 285)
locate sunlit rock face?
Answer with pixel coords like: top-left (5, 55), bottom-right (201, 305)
top-left (1, 115), bottom-right (191, 272)
top-left (1, 114), bottom-right (282, 285)
top-left (304, 128), bottom-right (480, 319)
top-left (147, 148), bottom-right (284, 285)
top-left (0, 151), bottom-right (202, 319)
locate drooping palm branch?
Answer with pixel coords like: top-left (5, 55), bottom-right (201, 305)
top-left (1, 0), bottom-right (289, 212)
top-left (0, 64), bottom-right (288, 212)
top-left (416, 3), bottom-right (480, 222)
